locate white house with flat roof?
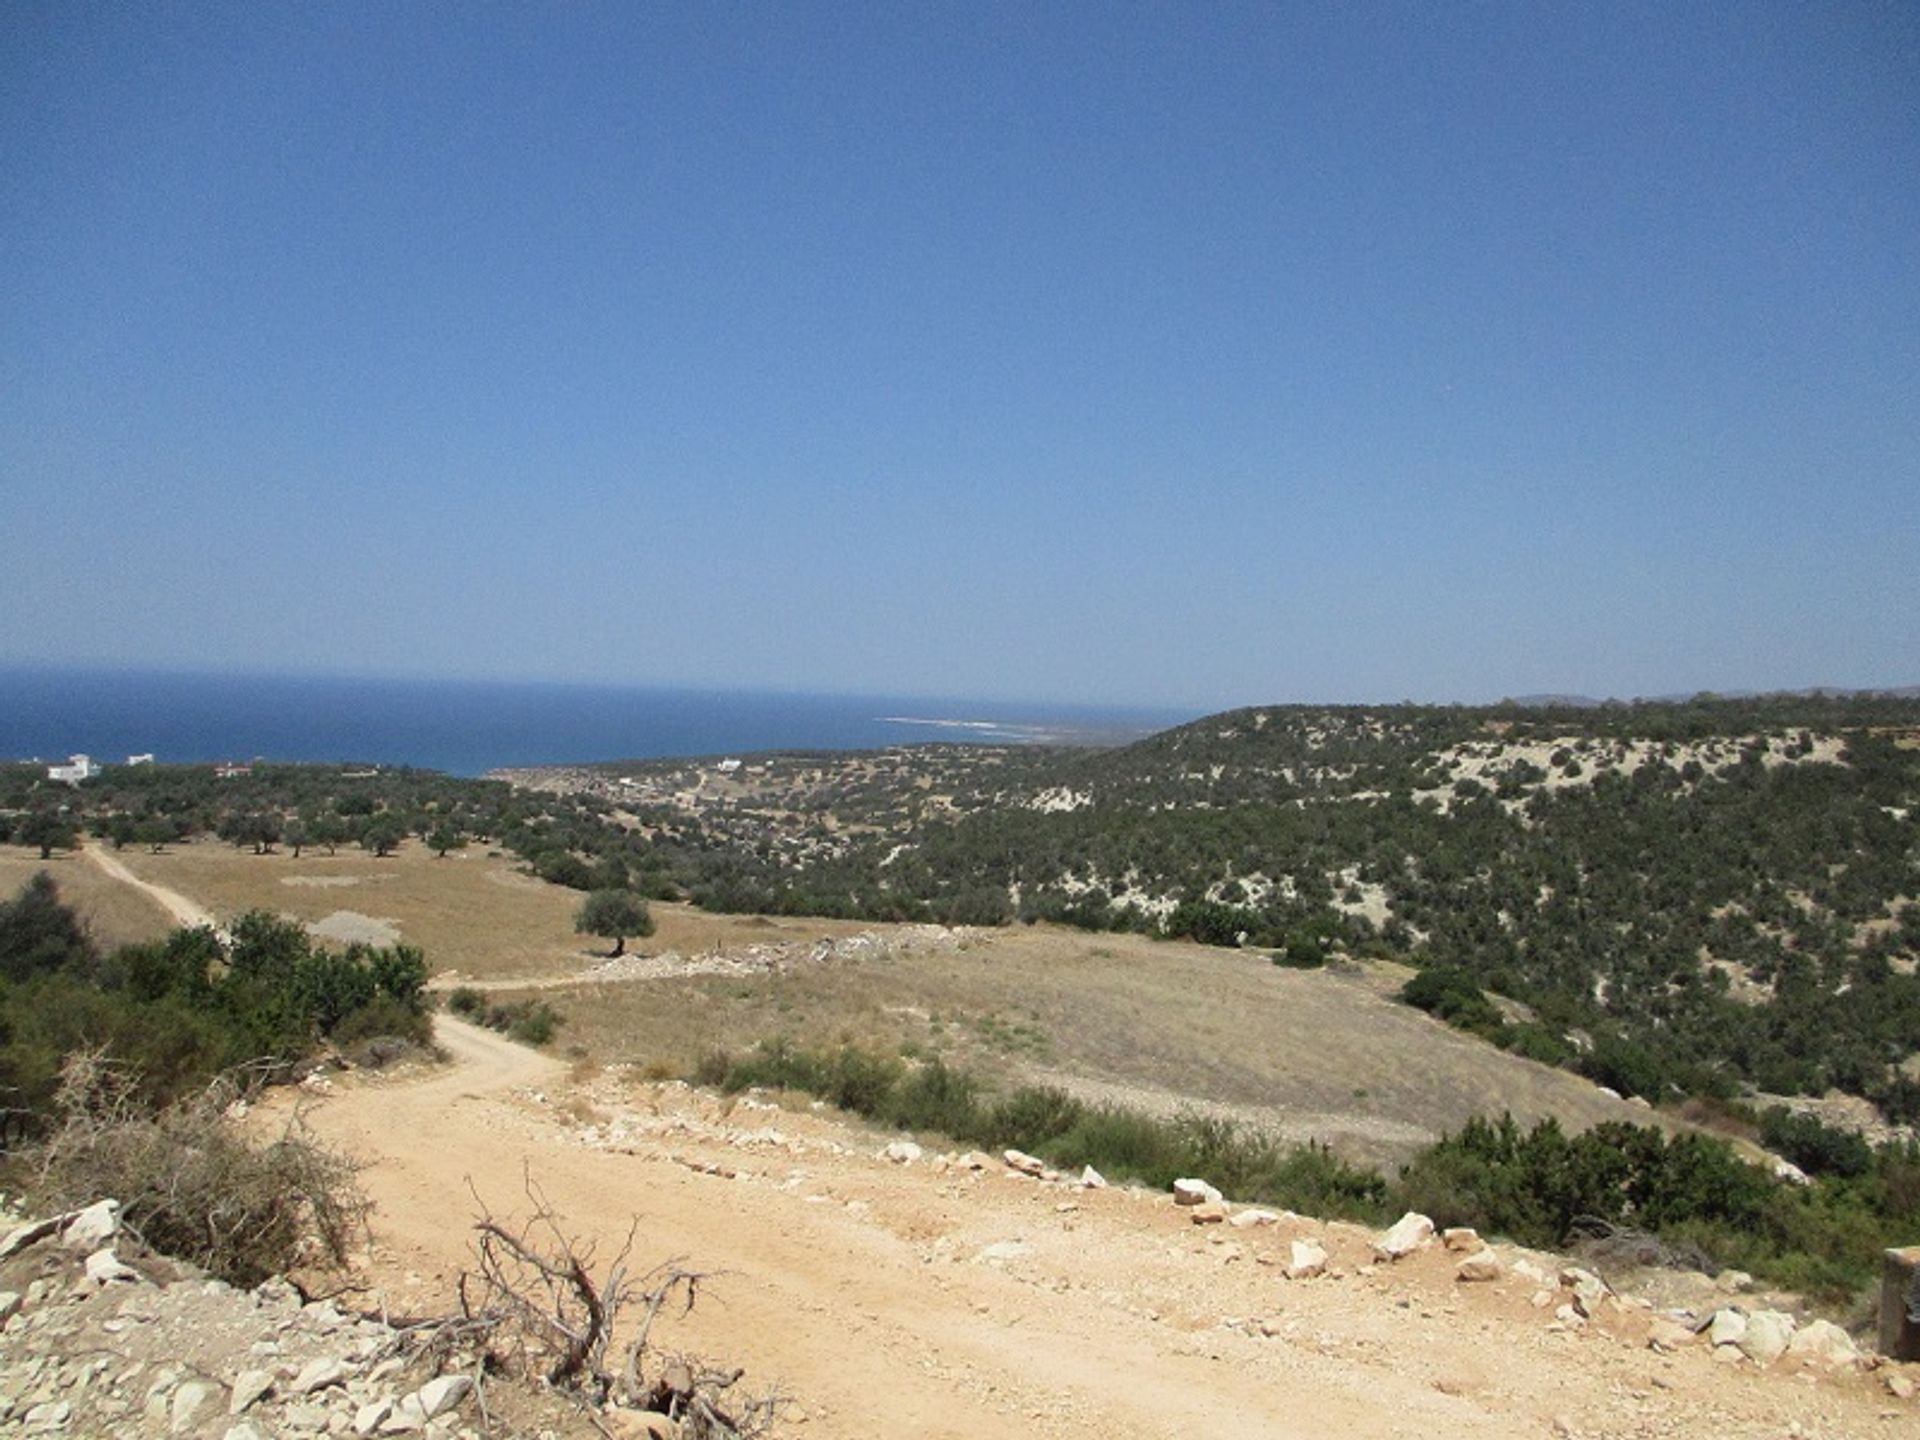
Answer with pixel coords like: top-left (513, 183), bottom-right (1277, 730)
top-left (48, 754), bottom-right (101, 784)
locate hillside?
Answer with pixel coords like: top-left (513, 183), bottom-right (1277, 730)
top-left (505, 694), bottom-right (1920, 1117)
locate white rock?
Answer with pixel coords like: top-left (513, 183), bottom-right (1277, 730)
top-left (1373, 1212), bottom-right (1435, 1260)
top-left (881, 1141), bottom-right (923, 1164)
top-left (84, 1248), bottom-right (138, 1285)
top-left (1772, 1158), bottom-right (1811, 1186)
top-left (224, 1425), bottom-right (266, 1440)
top-left (1784, 1318), bottom-right (1858, 1367)
top-left (1441, 1227), bottom-right (1481, 1251)
top-left (1456, 1248), bottom-right (1503, 1282)
top-left (292, 1358), bottom-right (350, 1395)
top-left (1284, 1239), bottom-right (1328, 1280)
top-left (379, 1394), bottom-right (427, 1433)
top-left (1172, 1178), bottom-right (1222, 1207)
top-left (0, 1290), bottom-right (20, 1324)
top-left (413, 1375), bottom-right (472, 1419)
top-left (1228, 1209), bottom-right (1280, 1228)
top-left (1002, 1150), bottom-right (1046, 1177)
top-left (1079, 1165), bottom-right (1107, 1189)
top-left (229, 1370), bottom-right (274, 1415)
top-left (1647, 1316), bottom-right (1698, 1352)
top-left (1737, 1309), bottom-right (1796, 1366)
top-left (62, 1199), bottom-right (120, 1249)
top-left (172, 1380), bottom-right (220, 1433)
top-left (353, 1399), bottom-right (394, 1436)
top-left (1707, 1308), bottom-right (1748, 1348)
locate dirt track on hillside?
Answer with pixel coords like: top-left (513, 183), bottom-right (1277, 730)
top-left (281, 1018), bottom-right (1906, 1440)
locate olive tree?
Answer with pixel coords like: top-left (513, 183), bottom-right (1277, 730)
top-left (574, 889), bottom-right (654, 957)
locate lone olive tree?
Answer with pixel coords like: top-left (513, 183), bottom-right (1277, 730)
top-left (574, 889), bottom-right (654, 958)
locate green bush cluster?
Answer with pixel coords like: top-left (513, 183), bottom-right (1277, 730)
top-left (698, 1038), bottom-right (1388, 1220)
top-left (0, 874), bottom-right (431, 1123)
top-left (1397, 1113), bottom-right (1920, 1301)
top-left (447, 988), bottom-right (563, 1046)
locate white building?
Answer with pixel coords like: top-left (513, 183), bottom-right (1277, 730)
top-left (127, 753), bottom-right (154, 767)
top-left (47, 754), bottom-right (101, 784)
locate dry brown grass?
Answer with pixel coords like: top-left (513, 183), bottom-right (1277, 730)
top-left (0, 845), bottom-right (177, 951)
top-left (101, 840), bottom-right (881, 983)
top-left (82, 840), bottom-right (1666, 1170)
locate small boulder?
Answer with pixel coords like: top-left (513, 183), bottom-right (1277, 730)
top-left (1284, 1239), bottom-right (1328, 1280)
top-left (1886, 1372), bottom-right (1916, 1400)
top-left (1228, 1209), bottom-right (1281, 1229)
top-left (62, 1199), bottom-right (121, 1250)
top-left (1647, 1316), bottom-right (1698, 1352)
top-left (1173, 1178), bottom-right (1222, 1207)
top-left (1373, 1212), bottom-right (1434, 1261)
top-left (414, 1374), bottom-right (472, 1419)
top-left (604, 1410), bottom-right (682, 1439)
top-left (291, 1358), bottom-right (349, 1396)
top-left (352, 1399), bottom-right (393, 1436)
top-left (84, 1248), bottom-right (139, 1285)
top-left (229, 1370), bottom-right (275, 1415)
top-left (882, 1140), bottom-right (923, 1164)
top-left (1455, 1248), bottom-right (1503, 1283)
top-left (1737, 1309), bottom-right (1795, 1367)
top-left (1441, 1227), bottom-right (1481, 1251)
top-left (1188, 1201), bottom-right (1229, 1225)
top-left (1707, 1308), bottom-right (1748, 1348)
top-left (1079, 1165), bottom-right (1107, 1190)
top-left (1784, 1318), bottom-right (1857, 1368)
top-left (1003, 1150), bottom-right (1047, 1177)
top-left (171, 1379), bottom-right (221, 1434)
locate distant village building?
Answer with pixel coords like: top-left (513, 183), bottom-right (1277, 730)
top-left (214, 762), bottom-right (253, 780)
top-left (127, 753), bottom-right (154, 767)
top-left (716, 758), bottom-right (743, 774)
top-left (47, 754), bottom-right (101, 784)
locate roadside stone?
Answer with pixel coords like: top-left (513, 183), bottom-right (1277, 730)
top-left (1173, 1178), bottom-right (1222, 1207)
top-left (353, 1399), bottom-right (394, 1435)
top-left (171, 1379), bottom-right (221, 1433)
top-left (24, 1399), bottom-right (72, 1430)
top-left (1784, 1318), bottom-right (1857, 1368)
top-left (1188, 1201), bottom-right (1229, 1225)
top-left (83, 1249), bottom-right (139, 1286)
top-left (230, 1369), bottom-right (275, 1414)
top-left (1284, 1239), bottom-right (1328, 1280)
top-left (1079, 1166), bottom-right (1107, 1189)
top-left (414, 1374), bottom-right (472, 1419)
top-left (380, 1393), bottom-right (427, 1432)
top-left (294, 1357), bottom-right (351, 1395)
top-left (1442, 1227), bottom-right (1481, 1251)
top-left (1647, 1316), bottom-right (1698, 1352)
top-left (224, 1425), bottom-right (266, 1440)
top-left (1002, 1150), bottom-right (1046, 1177)
top-left (1886, 1372), bottom-right (1916, 1400)
top-left (1455, 1248), bottom-right (1502, 1282)
top-left (0, 1290), bottom-right (21, 1324)
top-left (1707, 1308), bottom-right (1748, 1348)
top-left (61, 1200), bottom-right (120, 1250)
top-left (1373, 1212), bottom-right (1434, 1260)
top-left (1715, 1268), bottom-right (1754, 1294)
top-left (1737, 1309), bottom-right (1795, 1367)
top-left (881, 1140), bottom-right (922, 1164)
top-left (1228, 1209), bottom-right (1280, 1228)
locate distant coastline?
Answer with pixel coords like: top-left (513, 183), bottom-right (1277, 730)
top-left (0, 665), bottom-right (1191, 777)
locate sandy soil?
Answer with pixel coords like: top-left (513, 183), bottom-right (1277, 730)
top-left (270, 1020), bottom-right (1909, 1440)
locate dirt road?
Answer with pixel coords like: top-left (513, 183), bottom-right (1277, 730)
top-left (81, 842), bottom-right (220, 931)
top-left (289, 1020), bottom-right (1901, 1440)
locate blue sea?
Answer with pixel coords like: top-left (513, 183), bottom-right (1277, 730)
top-left (0, 666), bottom-right (1195, 777)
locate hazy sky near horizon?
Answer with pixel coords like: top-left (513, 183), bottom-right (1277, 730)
top-left (3, 3), bottom-right (1915, 710)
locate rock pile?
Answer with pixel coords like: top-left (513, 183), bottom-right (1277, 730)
top-left (0, 1199), bottom-right (481, 1439)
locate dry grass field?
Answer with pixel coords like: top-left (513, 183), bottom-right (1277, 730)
top-left (80, 836), bottom-right (1658, 1169)
top-left (0, 844), bottom-right (177, 951)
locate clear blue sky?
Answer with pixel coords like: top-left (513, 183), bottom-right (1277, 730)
top-left (3, 3), bottom-right (1914, 709)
